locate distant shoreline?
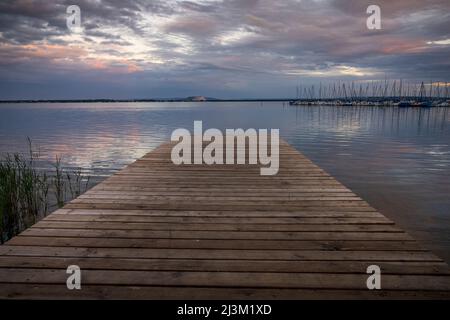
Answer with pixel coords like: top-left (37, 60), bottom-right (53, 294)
top-left (0, 98), bottom-right (294, 103)
top-left (0, 97), bottom-right (447, 105)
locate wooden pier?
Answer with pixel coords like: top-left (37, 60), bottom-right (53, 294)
top-left (0, 140), bottom-right (449, 299)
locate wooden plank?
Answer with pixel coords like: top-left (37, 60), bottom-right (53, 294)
top-left (52, 208), bottom-right (383, 217)
top-left (18, 228), bottom-right (415, 241)
top-left (0, 245), bottom-right (440, 261)
top-left (6, 236), bottom-right (425, 251)
top-left (1, 268), bottom-right (450, 291)
top-left (1, 284), bottom-right (449, 300)
top-left (43, 214), bottom-right (392, 224)
top-left (32, 221), bottom-right (403, 232)
top-left (1, 256), bottom-right (446, 274)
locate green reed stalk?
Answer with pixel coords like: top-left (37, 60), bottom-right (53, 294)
top-left (52, 155), bottom-right (65, 208)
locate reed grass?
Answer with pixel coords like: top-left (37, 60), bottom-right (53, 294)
top-left (0, 139), bottom-right (90, 243)
top-left (53, 155), bottom-right (65, 208)
top-left (67, 167), bottom-right (90, 199)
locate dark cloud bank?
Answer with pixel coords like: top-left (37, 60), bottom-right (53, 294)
top-left (0, 0), bottom-right (449, 99)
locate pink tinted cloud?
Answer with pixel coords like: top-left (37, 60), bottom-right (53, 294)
top-left (0, 43), bottom-right (141, 74)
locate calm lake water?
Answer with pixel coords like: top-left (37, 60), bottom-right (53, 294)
top-left (1, 102), bottom-right (449, 262)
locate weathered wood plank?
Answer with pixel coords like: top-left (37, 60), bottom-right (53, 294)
top-left (5, 236), bottom-right (424, 251)
top-left (32, 221), bottom-right (403, 232)
top-left (18, 228), bottom-right (415, 241)
top-left (1, 257), bottom-right (446, 274)
top-left (1, 284), bottom-right (449, 300)
top-left (43, 214), bottom-right (391, 224)
top-left (1, 269), bottom-right (450, 291)
top-left (0, 245), bottom-right (440, 261)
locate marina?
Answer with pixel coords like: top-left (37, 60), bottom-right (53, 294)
top-left (289, 81), bottom-right (450, 107)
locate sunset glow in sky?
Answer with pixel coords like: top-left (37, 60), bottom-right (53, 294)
top-left (0, 0), bottom-right (449, 99)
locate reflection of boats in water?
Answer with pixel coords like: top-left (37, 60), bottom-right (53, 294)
top-left (398, 101), bottom-right (413, 108)
top-left (398, 100), bottom-right (435, 108)
top-left (418, 101), bottom-right (433, 108)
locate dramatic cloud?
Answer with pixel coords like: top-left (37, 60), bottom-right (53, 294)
top-left (0, 0), bottom-right (449, 99)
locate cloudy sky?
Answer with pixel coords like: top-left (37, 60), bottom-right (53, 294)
top-left (0, 0), bottom-right (449, 99)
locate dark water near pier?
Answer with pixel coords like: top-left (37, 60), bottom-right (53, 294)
top-left (0, 102), bottom-right (449, 262)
